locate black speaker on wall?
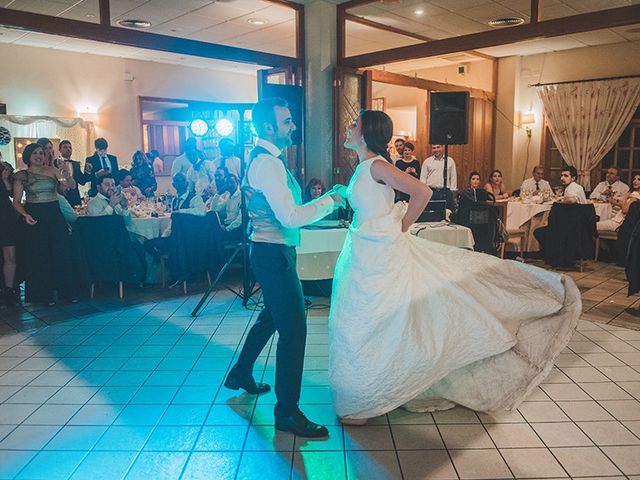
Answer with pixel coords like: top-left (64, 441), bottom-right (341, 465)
top-left (259, 84), bottom-right (303, 145)
top-left (429, 91), bottom-right (469, 145)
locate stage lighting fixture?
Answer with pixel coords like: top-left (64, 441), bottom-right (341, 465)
top-left (189, 119), bottom-right (209, 137)
top-left (215, 118), bottom-right (234, 137)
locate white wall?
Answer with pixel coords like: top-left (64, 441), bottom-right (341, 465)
top-left (412, 58), bottom-right (495, 93)
top-left (497, 40), bottom-right (640, 187)
top-left (0, 43), bottom-right (258, 168)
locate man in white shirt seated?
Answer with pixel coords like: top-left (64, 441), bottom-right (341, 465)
top-left (217, 138), bottom-right (242, 180)
top-left (211, 174), bottom-right (242, 235)
top-left (187, 155), bottom-right (217, 198)
top-left (590, 166), bottom-right (629, 201)
top-left (520, 165), bottom-right (552, 195)
top-left (86, 175), bottom-right (131, 224)
top-left (558, 166), bottom-right (587, 204)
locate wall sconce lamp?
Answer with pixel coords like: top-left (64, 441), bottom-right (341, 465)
top-left (77, 106), bottom-right (98, 123)
top-left (520, 112), bottom-right (535, 138)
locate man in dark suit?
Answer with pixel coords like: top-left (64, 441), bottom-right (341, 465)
top-left (58, 140), bottom-right (91, 206)
top-left (85, 137), bottom-right (119, 196)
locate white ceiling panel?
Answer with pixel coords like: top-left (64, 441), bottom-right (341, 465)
top-left (612, 24), bottom-right (640, 41)
top-left (570, 28), bottom-right (627, 46)
top-left (4, 0), bottom-right (72, 16)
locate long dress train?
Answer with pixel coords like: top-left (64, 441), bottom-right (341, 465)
top-left (328, 157), bottom-right (581, 419)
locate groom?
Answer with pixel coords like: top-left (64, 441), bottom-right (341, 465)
top-left (224, 98), bottom-right (343, 438)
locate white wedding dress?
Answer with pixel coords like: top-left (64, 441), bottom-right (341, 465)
top-left (328, 156), bottom-right (581, 419)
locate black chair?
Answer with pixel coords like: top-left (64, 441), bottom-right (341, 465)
top-left (456, 204), bottom-right (501, 255)
top-left (71, 215), bottom-right (145, 298)
top-left (625, 218), bottom-right (640, 295)
top-left (542, 203), bottom-right (597, 270)
top-left (614, 201), bottom-right (640, 266)
top-left (168, 212), bottom-right (221, 293)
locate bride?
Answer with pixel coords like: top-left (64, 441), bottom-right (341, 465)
top-left (329, 110), bottom-right (581, 423)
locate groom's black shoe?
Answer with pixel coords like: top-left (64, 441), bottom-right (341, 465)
top-left (224, 365), bottom-right (270, 395)
top-left (275, 410), bottom-right (329, 438)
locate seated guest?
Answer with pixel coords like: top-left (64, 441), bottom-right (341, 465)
top-left (590, 166), bottom-right (629, 201)
top-left (206, 167), bottom-right (230, 210)
top-left (597, 174), bottom-right (640, 233)
top-left (145, 173), bottom-right (206, 261)
top-left (303, 178), bottom-right (326, 203)
top-left (558, 166), bottom-right (587, 204)
top-left (86, 175), bottom-right (131, 223)
top-left (169, 173), bottom-right (206, 216)
top-left (58, 140), bottom-right (91, 206)
top-left (117, 169), bottom-right (144, 203)
top-left (484, 169), bottom-right (510, 200)
top-left (218, 138), bottom-right (242, 180)
top-left (458, 171), bottom-right (491, 205)
top-left (86, 137), bottom-right (119, 196)
top-left (187, 153), bottom-right (217, 198)
top-left (130, 150), bottom-right (157, 197)
top-left (520, 165), bottom-right (552, 195)
top-left (533, 166), bottom-right (587, 253)
top-left (211, 174), bottom-right (242, 233)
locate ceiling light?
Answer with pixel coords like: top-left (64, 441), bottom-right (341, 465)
top-left (215, 119), bottom-right (234, 137)
top-left (414, 9), bottom-right (424, 15)
top-left (117, 19), bottom-right (152, 29)
top-left (488, 17), bottom-right (525, 27)
top-left (247, 18), bottom-right (267, 26)
top-left (189, 119), bottom-right (209, 137)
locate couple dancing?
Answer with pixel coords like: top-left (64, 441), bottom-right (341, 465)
top-left (223, 98), bottom-right (581, 438)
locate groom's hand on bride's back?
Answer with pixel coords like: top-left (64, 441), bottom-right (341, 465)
top-left (328, 184), bottom-right (347, 208)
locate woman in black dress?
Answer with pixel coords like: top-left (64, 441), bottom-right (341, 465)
top-left (130, 150), bottom-right (157, 197)
top-left (12, 143), bottom-right (77, 305)
top-left (394, 142), bottom-right (421, 202)
top-left (0, 154), bottom-right (19, 307)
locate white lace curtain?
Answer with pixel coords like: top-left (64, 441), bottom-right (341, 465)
top-left (0, 115), bottom-right (96, 168)
top-left (536, 77), bottom-right (640, 189)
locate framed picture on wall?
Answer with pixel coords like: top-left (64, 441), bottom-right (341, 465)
top-left (372, 97), bottom-right (386, 112)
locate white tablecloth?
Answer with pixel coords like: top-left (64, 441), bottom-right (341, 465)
top-left (506, 201), bottom-right (613, 231)
top-left (127, 216), bottom-right (172, 240)
top-left (297, 221), bottom-right (474, 280)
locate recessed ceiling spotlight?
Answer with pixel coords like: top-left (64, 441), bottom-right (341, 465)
top-left (488, 17), bottom-right (525, 27)
top-left (247, 18), bottom-right (267, 26)
top-left (414, 9), bottom-right (425, 15)
top-left (117, 19), bottom-right (152, 28)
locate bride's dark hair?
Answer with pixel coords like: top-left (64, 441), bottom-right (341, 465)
top-left (360, 110), bottom-right (394, 164)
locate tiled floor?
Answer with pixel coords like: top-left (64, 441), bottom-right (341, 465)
top-left (1, 261), bottom-right (640, 479)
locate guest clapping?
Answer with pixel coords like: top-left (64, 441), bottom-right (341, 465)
top-left (86, 175), bottom-right (131, 223)
top-left (395, 142), bottom-right (421, 178)
top-left (131, 150), bottom-right (157, 197)
top-left (12, 143), bottom-right (78, 305)
top-left (484, 169), bottom-right (510, 200)
top-left (117, 169), bottom-right (144, 203)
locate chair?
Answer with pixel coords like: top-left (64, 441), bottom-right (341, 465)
top-left (594, 230), bottom-right (618, 262)
top-left (71, 215), bottom-right (146, 299)
top-left (543, 203), bottom-right (597, 271)
top-left (614, 201), bottom-right (640, 266)
top-left (456, 204), bottom-right (501, 256)
top-left (167, 212), bottom-right (220, 293)
top-left (495, 201), bottom-right (526, 260)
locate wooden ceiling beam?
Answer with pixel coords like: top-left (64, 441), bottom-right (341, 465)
top-left (0, 7), bottom-right (299, 68)
top-left (342, 4), bottom-right (640, 68)
top-left (98, 0), bottom-right (110, 27)
top-left (531, 0), bottom-right (542, 24)
top-left (338, 0), bottom-right (377, 12)
top-left (369, 69), bottom-right (495, 100)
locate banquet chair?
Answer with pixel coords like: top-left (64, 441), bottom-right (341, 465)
top-left (167, 212), bottom-right (219, 294)
top-left (594, 230), bottom-right (618, 262)
top-left (543, 203), bottom-right (597, 271)
top-left (456, 204), bottom-right (501, 256)
top-left (495, 201), bottom-right (526, 260)
top-left (71, 215), bottom-right (146, 299)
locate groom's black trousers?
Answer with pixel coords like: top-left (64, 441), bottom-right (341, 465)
top-left (235, 242), bottom-right (307, 417)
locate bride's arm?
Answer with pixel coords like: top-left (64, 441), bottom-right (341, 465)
top-left (370, 159), bottom-right (432, 232)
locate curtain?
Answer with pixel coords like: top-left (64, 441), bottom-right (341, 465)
top-left (536, 78), bottom-right (640, 189)
top-left (0, 115), bottom-right (96, 168)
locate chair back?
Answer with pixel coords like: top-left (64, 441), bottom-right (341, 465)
top-left (544, 203), bottom-right (597, 267)
top-left (168, 212), bottom-right (219, 281)
top-left (72, 215), bottom-right (145, 284)
top-left (456, 204), bottom-right (500, 255)
top-left (616, 200), bottom-right (640, 266)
